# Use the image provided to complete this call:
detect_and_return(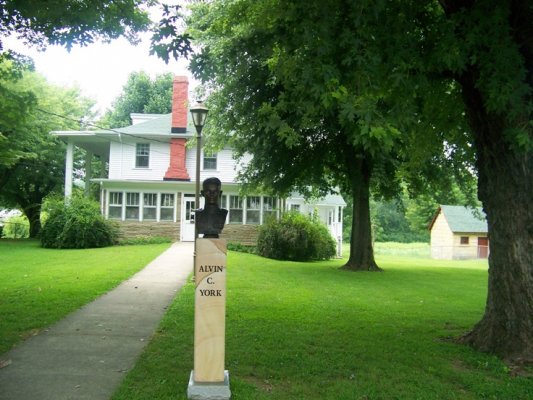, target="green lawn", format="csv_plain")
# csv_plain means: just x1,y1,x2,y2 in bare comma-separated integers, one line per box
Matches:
374,241,430,258
112,251,532,399
0,239,170,354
